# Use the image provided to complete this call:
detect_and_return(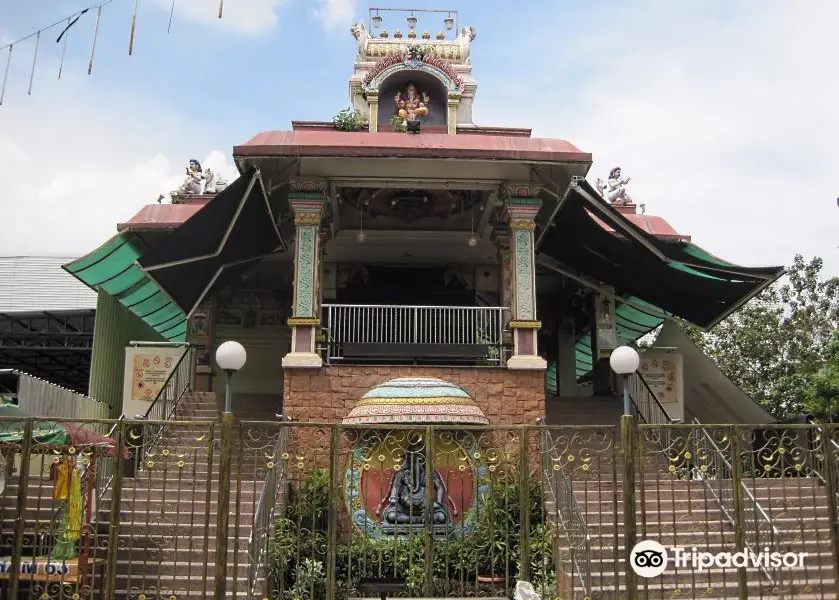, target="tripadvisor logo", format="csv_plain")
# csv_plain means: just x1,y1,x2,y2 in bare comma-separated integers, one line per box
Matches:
630,540,807,578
